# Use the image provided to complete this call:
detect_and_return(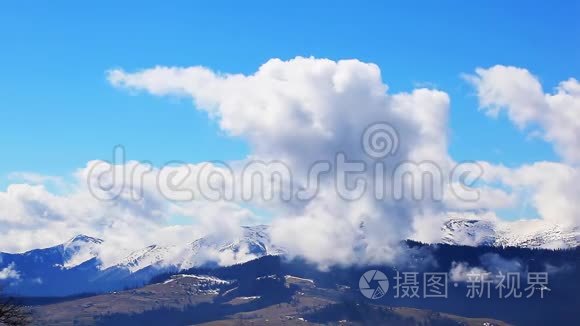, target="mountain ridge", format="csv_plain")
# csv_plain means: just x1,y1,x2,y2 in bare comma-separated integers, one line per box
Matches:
1,219,577,296
440,217,579,249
